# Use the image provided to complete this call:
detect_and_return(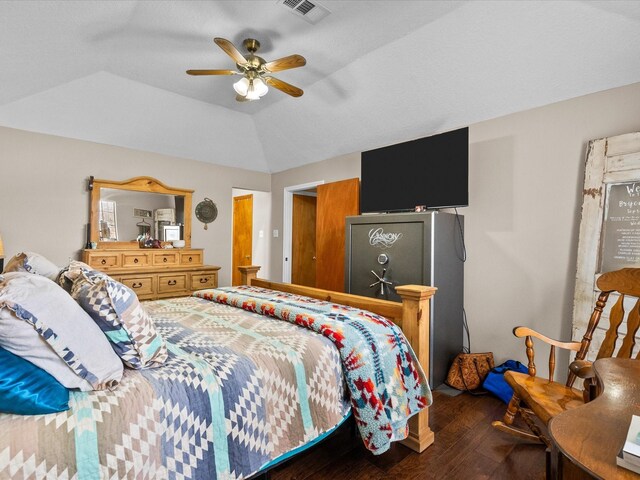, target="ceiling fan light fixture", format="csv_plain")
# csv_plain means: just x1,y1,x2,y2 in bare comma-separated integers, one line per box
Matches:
243,77,269,101
234,76,268,100
233,77,250,96
253,77,269,97
189,37,304,101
